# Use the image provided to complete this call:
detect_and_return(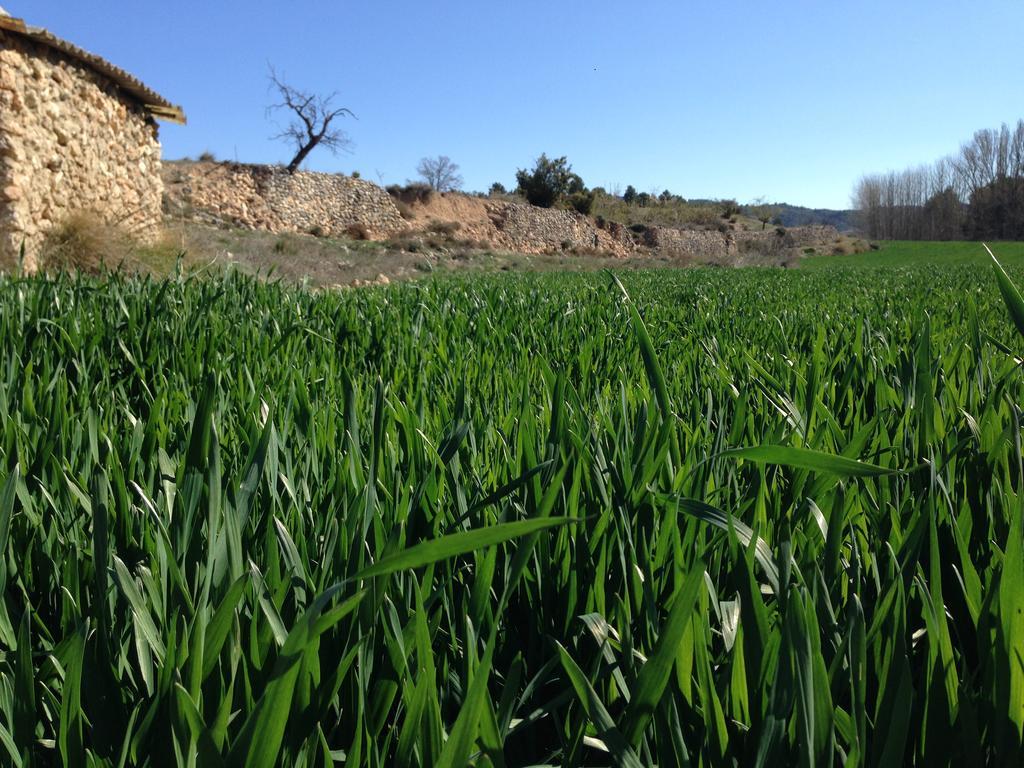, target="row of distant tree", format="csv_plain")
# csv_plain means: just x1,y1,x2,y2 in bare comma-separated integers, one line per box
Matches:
853,120,1024,241
487,163,692,213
